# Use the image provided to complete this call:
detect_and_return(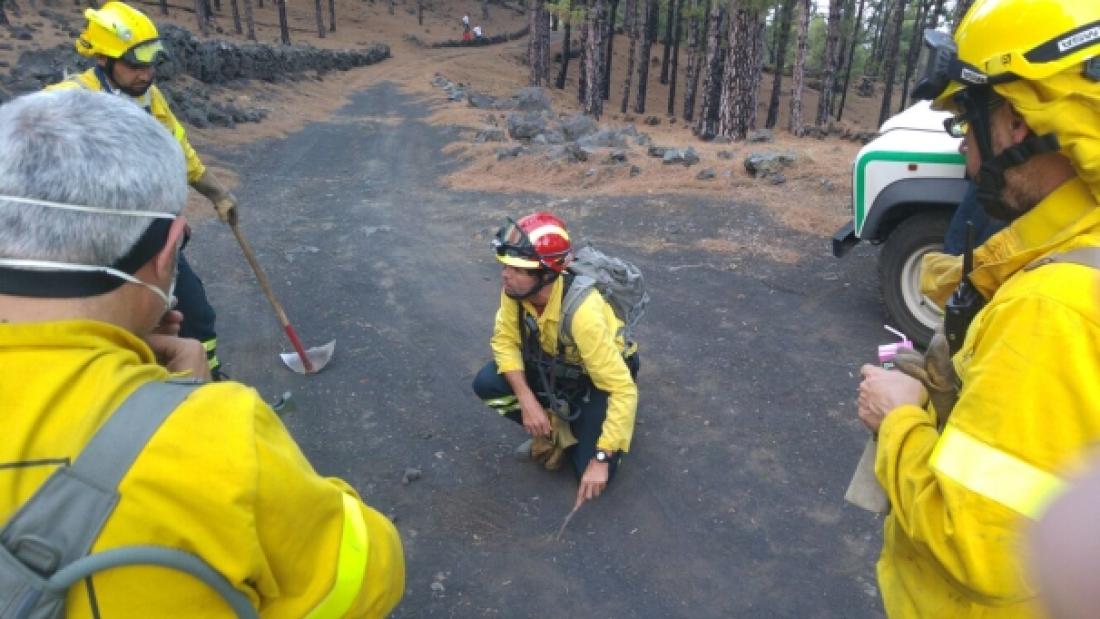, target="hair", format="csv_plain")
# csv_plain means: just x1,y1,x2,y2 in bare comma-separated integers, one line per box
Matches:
0,88,187,265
